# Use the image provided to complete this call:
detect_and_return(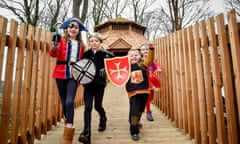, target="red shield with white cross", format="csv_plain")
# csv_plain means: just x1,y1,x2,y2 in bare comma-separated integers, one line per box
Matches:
104,56,130,87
